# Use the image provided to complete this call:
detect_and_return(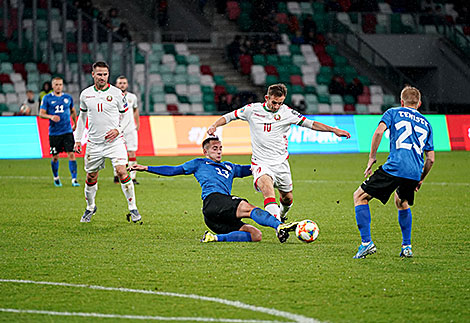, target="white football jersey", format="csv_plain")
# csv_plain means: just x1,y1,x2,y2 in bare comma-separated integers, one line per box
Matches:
231,102,312,164
79,83,128,144
122,91,138,133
